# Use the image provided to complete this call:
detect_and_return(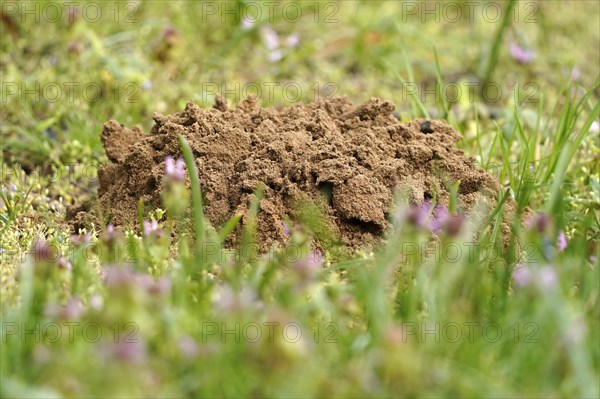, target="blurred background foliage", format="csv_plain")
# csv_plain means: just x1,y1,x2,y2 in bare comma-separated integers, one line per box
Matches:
0,1,599,398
